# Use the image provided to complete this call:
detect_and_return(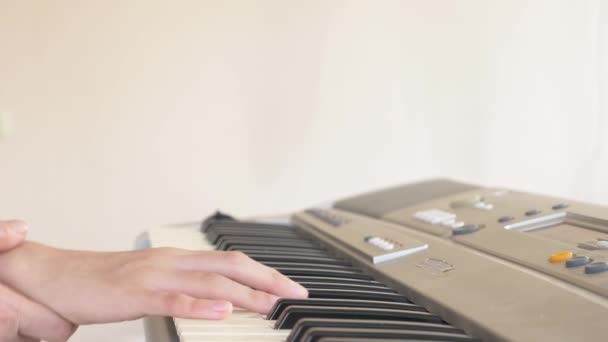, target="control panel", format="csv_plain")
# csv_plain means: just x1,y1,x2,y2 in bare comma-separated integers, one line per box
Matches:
369,186,608,298
301,208,428,264
294,205,608,341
